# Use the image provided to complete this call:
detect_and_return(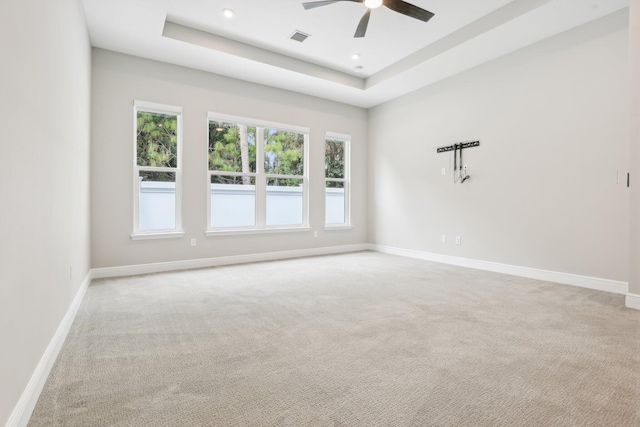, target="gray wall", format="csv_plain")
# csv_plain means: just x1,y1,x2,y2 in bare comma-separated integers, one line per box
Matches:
91,49,368,269
630,1,640,296
0,0,92,424
368,11,630,282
